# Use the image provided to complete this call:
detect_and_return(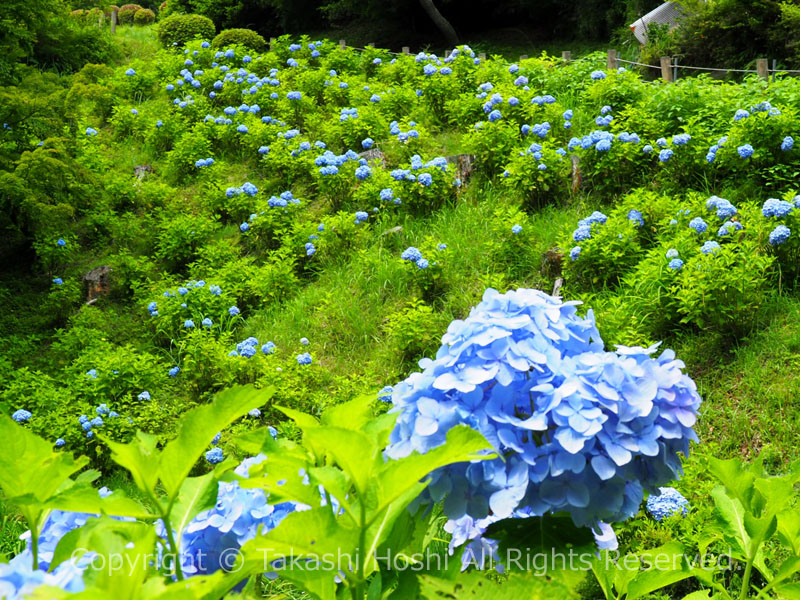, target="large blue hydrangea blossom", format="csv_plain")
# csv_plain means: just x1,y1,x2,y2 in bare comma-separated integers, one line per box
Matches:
386,289,701,550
